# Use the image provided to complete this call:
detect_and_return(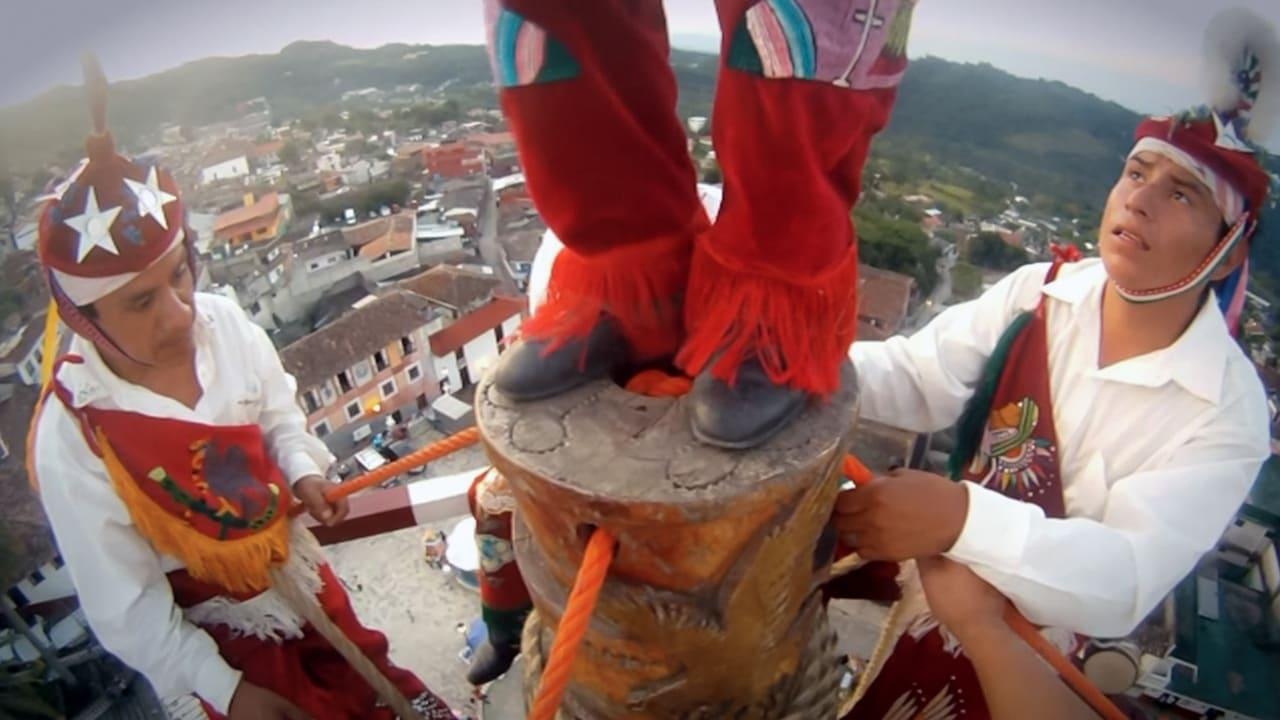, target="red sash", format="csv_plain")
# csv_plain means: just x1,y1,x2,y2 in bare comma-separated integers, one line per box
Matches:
849,259,1077,719
49,355,291,594
45,356,451,719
